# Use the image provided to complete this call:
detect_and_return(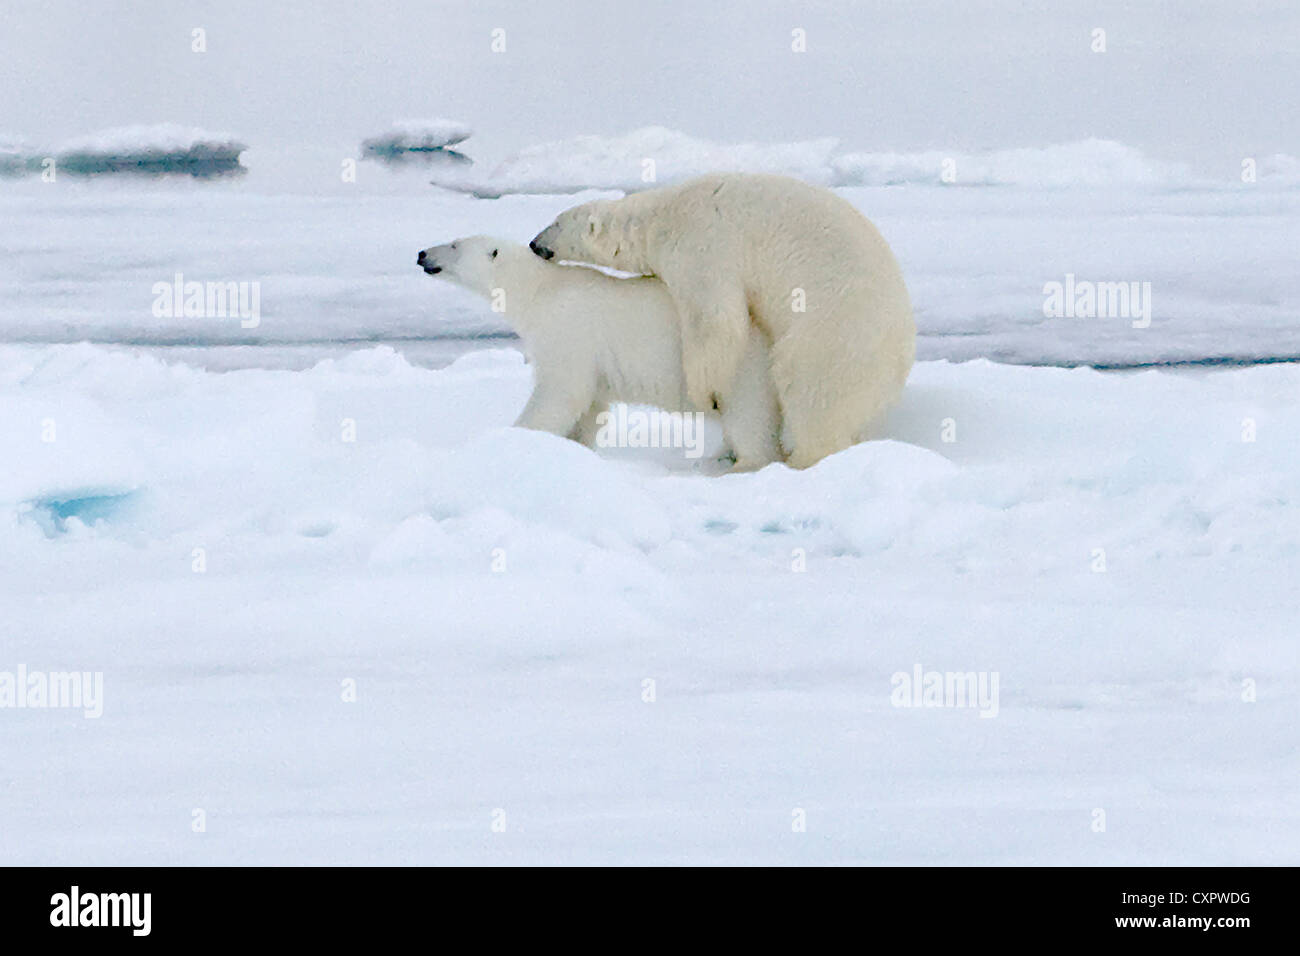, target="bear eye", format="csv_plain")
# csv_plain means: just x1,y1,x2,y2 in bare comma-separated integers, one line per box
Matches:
491,248,498,259
588,221,596,235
